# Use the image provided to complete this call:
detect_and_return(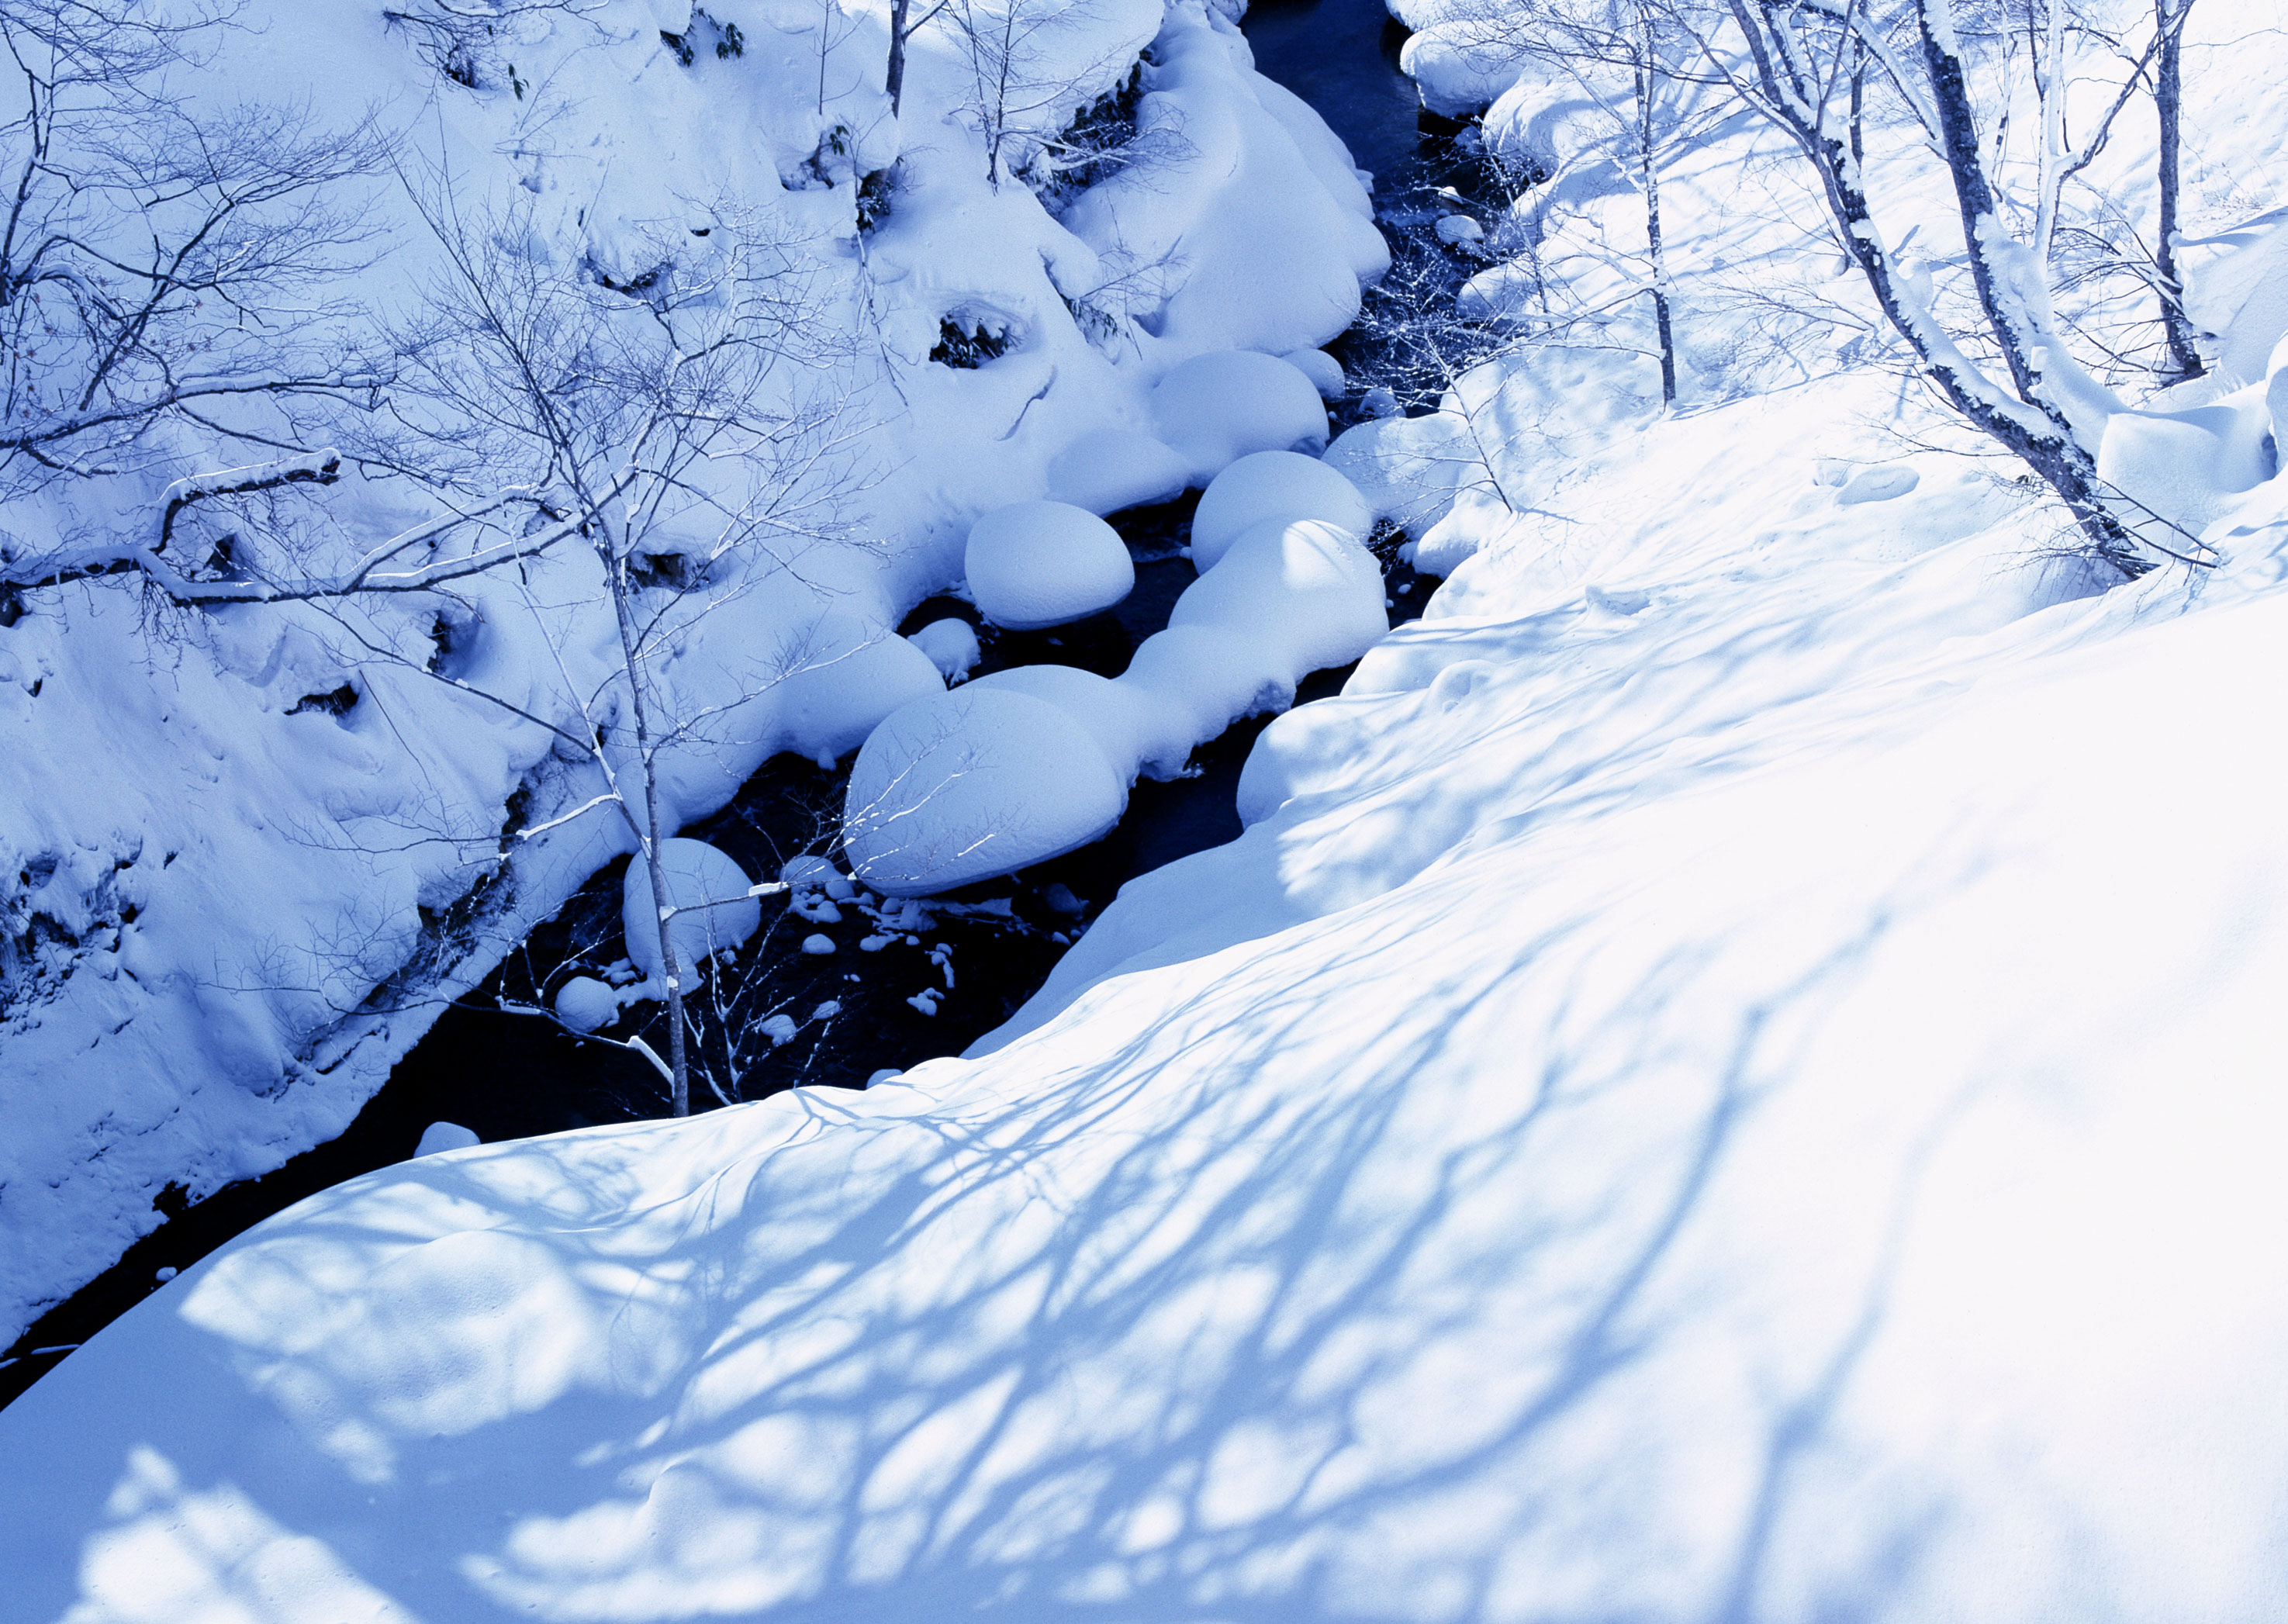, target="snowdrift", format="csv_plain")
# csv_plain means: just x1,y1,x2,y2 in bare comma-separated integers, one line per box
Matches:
11,342,2288,1618
0,0,1385,1343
